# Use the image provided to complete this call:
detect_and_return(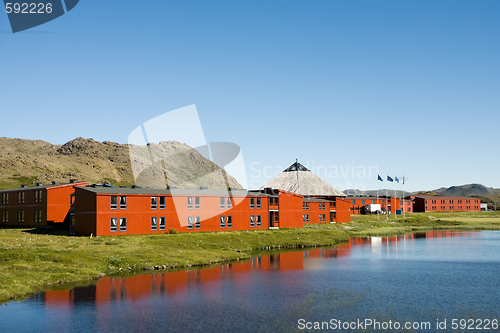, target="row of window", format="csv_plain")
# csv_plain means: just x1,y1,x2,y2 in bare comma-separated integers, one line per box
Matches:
0,191,44,205
220,197,233,209
303,202,328,210
110,217,127,232
427,206,478,211
427,199,478,205
302,214,328,222
249,198,261,209
110,215,263,231
1,210,43,223
110,195,262,211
